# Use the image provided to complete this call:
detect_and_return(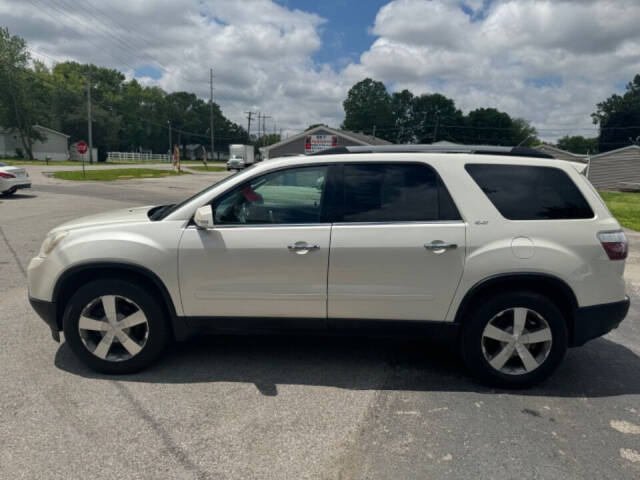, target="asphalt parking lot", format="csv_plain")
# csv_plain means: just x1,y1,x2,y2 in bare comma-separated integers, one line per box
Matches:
1,165,639,479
